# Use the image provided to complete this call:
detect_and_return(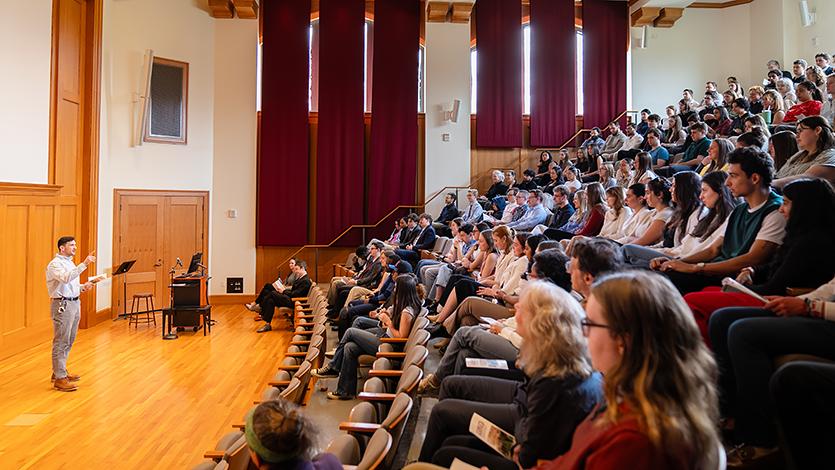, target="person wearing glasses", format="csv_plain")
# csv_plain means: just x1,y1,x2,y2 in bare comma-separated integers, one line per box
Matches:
773,115,835,189
537,271,721,470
